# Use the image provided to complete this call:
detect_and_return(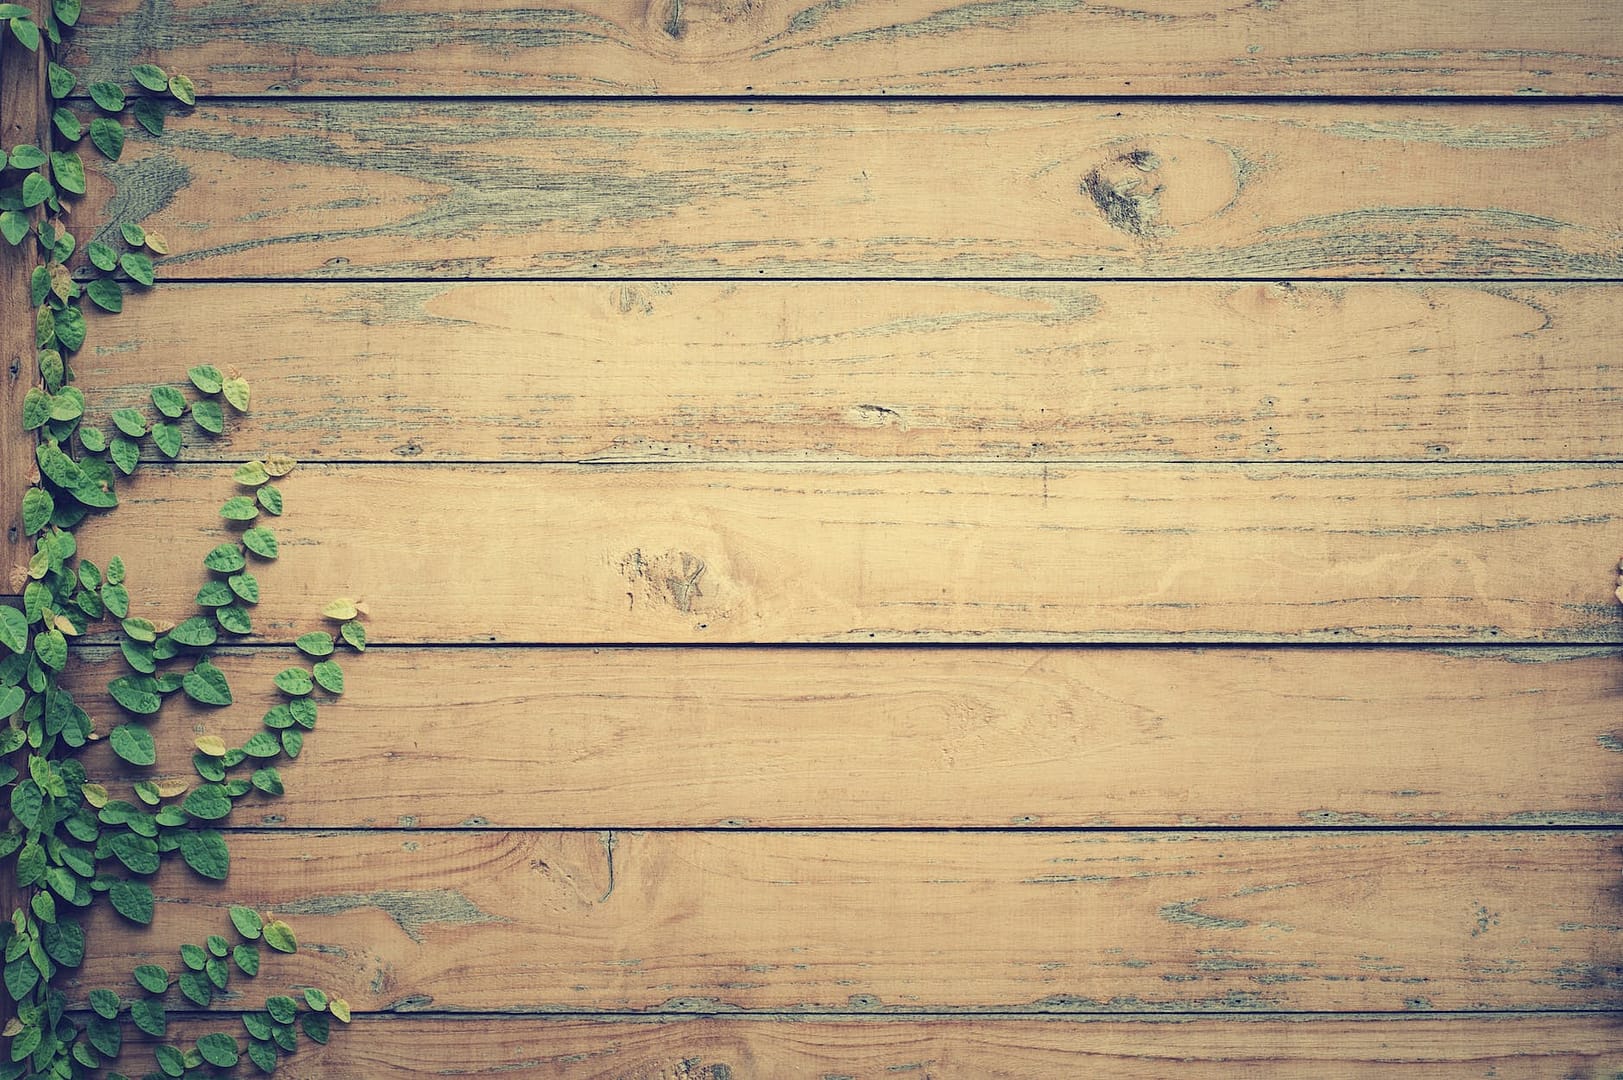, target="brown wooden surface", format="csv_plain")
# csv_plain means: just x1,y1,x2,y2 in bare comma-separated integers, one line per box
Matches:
70,829,1623,1013
62,0,1623,98
70,462,1623,644
69,645,1623,828
125,1014,1623,1079
82,102,1623,280
71,282,1623,463
0,28,46,592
